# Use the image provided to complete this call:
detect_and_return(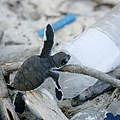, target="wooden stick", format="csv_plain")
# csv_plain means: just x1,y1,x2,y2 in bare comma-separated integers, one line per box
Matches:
58,64,120,89
1,62,22,76
0,66,19,120
24,89,68,120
